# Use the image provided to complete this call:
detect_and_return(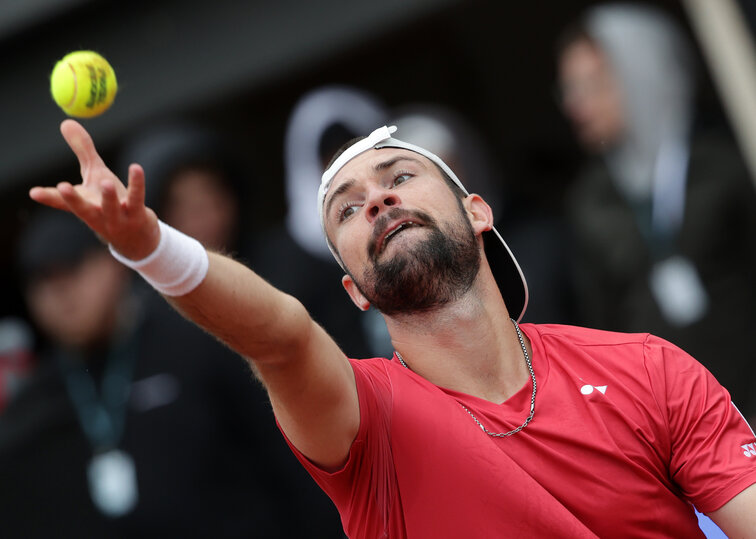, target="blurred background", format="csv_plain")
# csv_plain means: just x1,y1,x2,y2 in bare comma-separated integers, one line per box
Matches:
0,0,753,320
0,0,755,536
0,0,753,317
